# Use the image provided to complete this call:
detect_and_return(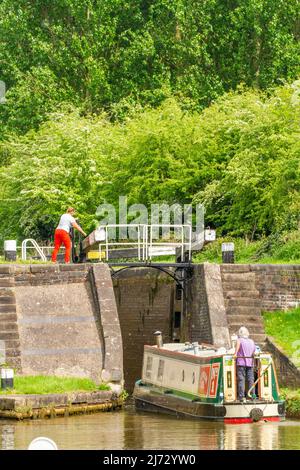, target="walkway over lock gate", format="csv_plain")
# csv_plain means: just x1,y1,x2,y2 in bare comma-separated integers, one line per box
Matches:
81,224,215,262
